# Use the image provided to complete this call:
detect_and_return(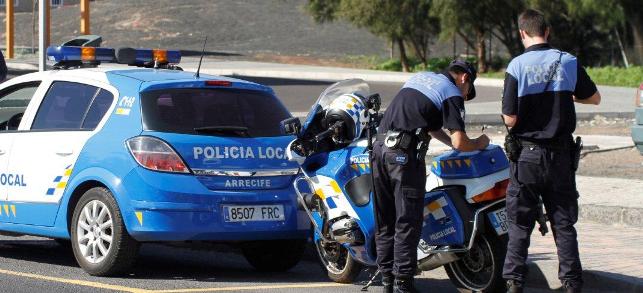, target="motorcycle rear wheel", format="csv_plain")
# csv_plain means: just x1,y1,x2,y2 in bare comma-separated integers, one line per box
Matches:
444,233,507,292
314,239,363,283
